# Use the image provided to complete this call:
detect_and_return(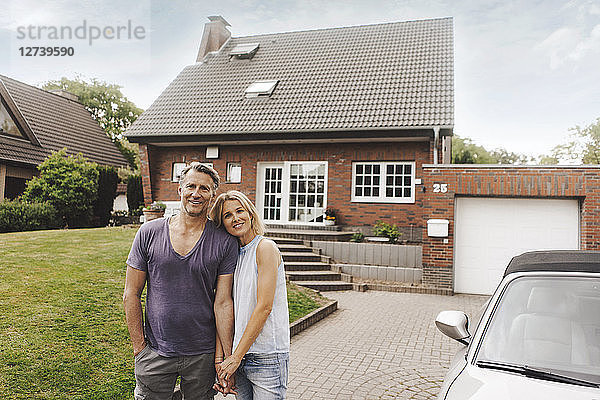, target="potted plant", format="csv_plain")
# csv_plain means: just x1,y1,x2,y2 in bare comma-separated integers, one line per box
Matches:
324,207,337,226
142,201,166,222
